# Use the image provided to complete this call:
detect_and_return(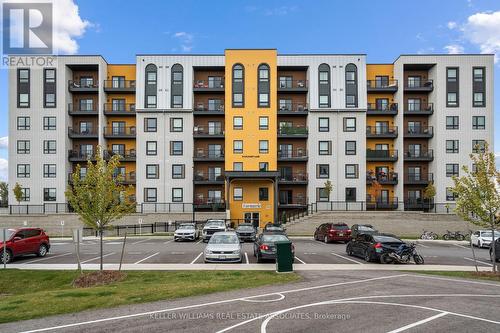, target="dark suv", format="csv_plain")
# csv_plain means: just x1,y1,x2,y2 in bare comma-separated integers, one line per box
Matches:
491,238,500,262
314,223,351,243
0,228,50,263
